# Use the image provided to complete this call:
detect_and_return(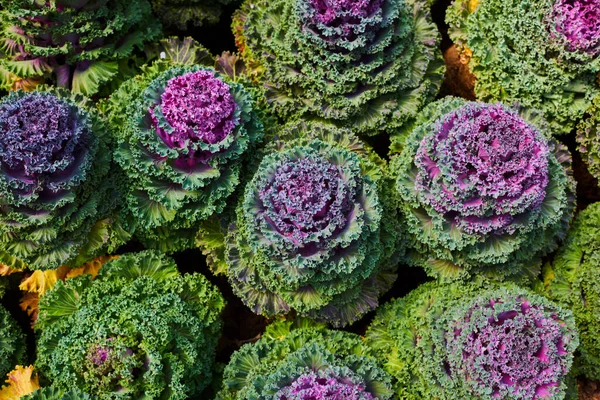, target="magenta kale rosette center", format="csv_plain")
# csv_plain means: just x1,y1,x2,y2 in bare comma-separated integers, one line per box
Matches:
310,0,383,27
277,371,377,400
550,0,600,55
415,103,549,235
0,93,87,190
150,70,238,149
260,157,353,248
447,296,571,399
